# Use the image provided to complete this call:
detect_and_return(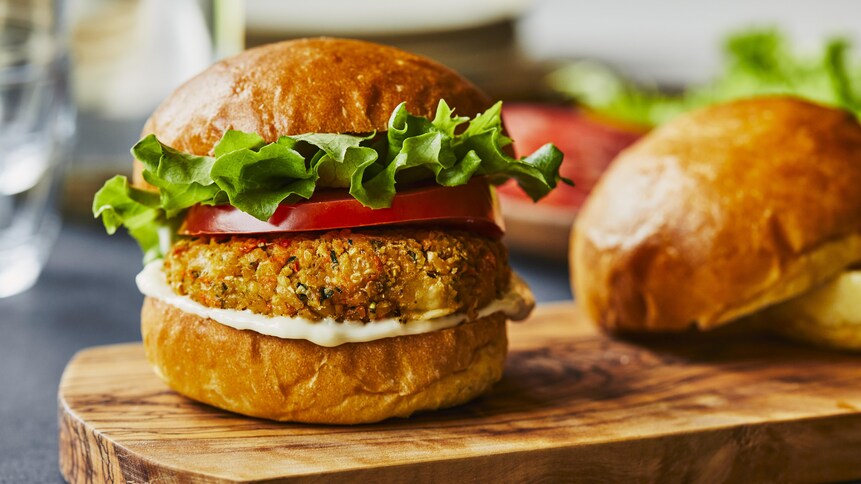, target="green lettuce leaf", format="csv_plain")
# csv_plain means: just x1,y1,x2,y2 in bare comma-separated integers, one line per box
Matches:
210,137,317,220
292,132,379,189
92,175,164,264
133,135,220,217
94,100,569,262
549,28,861,127
213,130,267,156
